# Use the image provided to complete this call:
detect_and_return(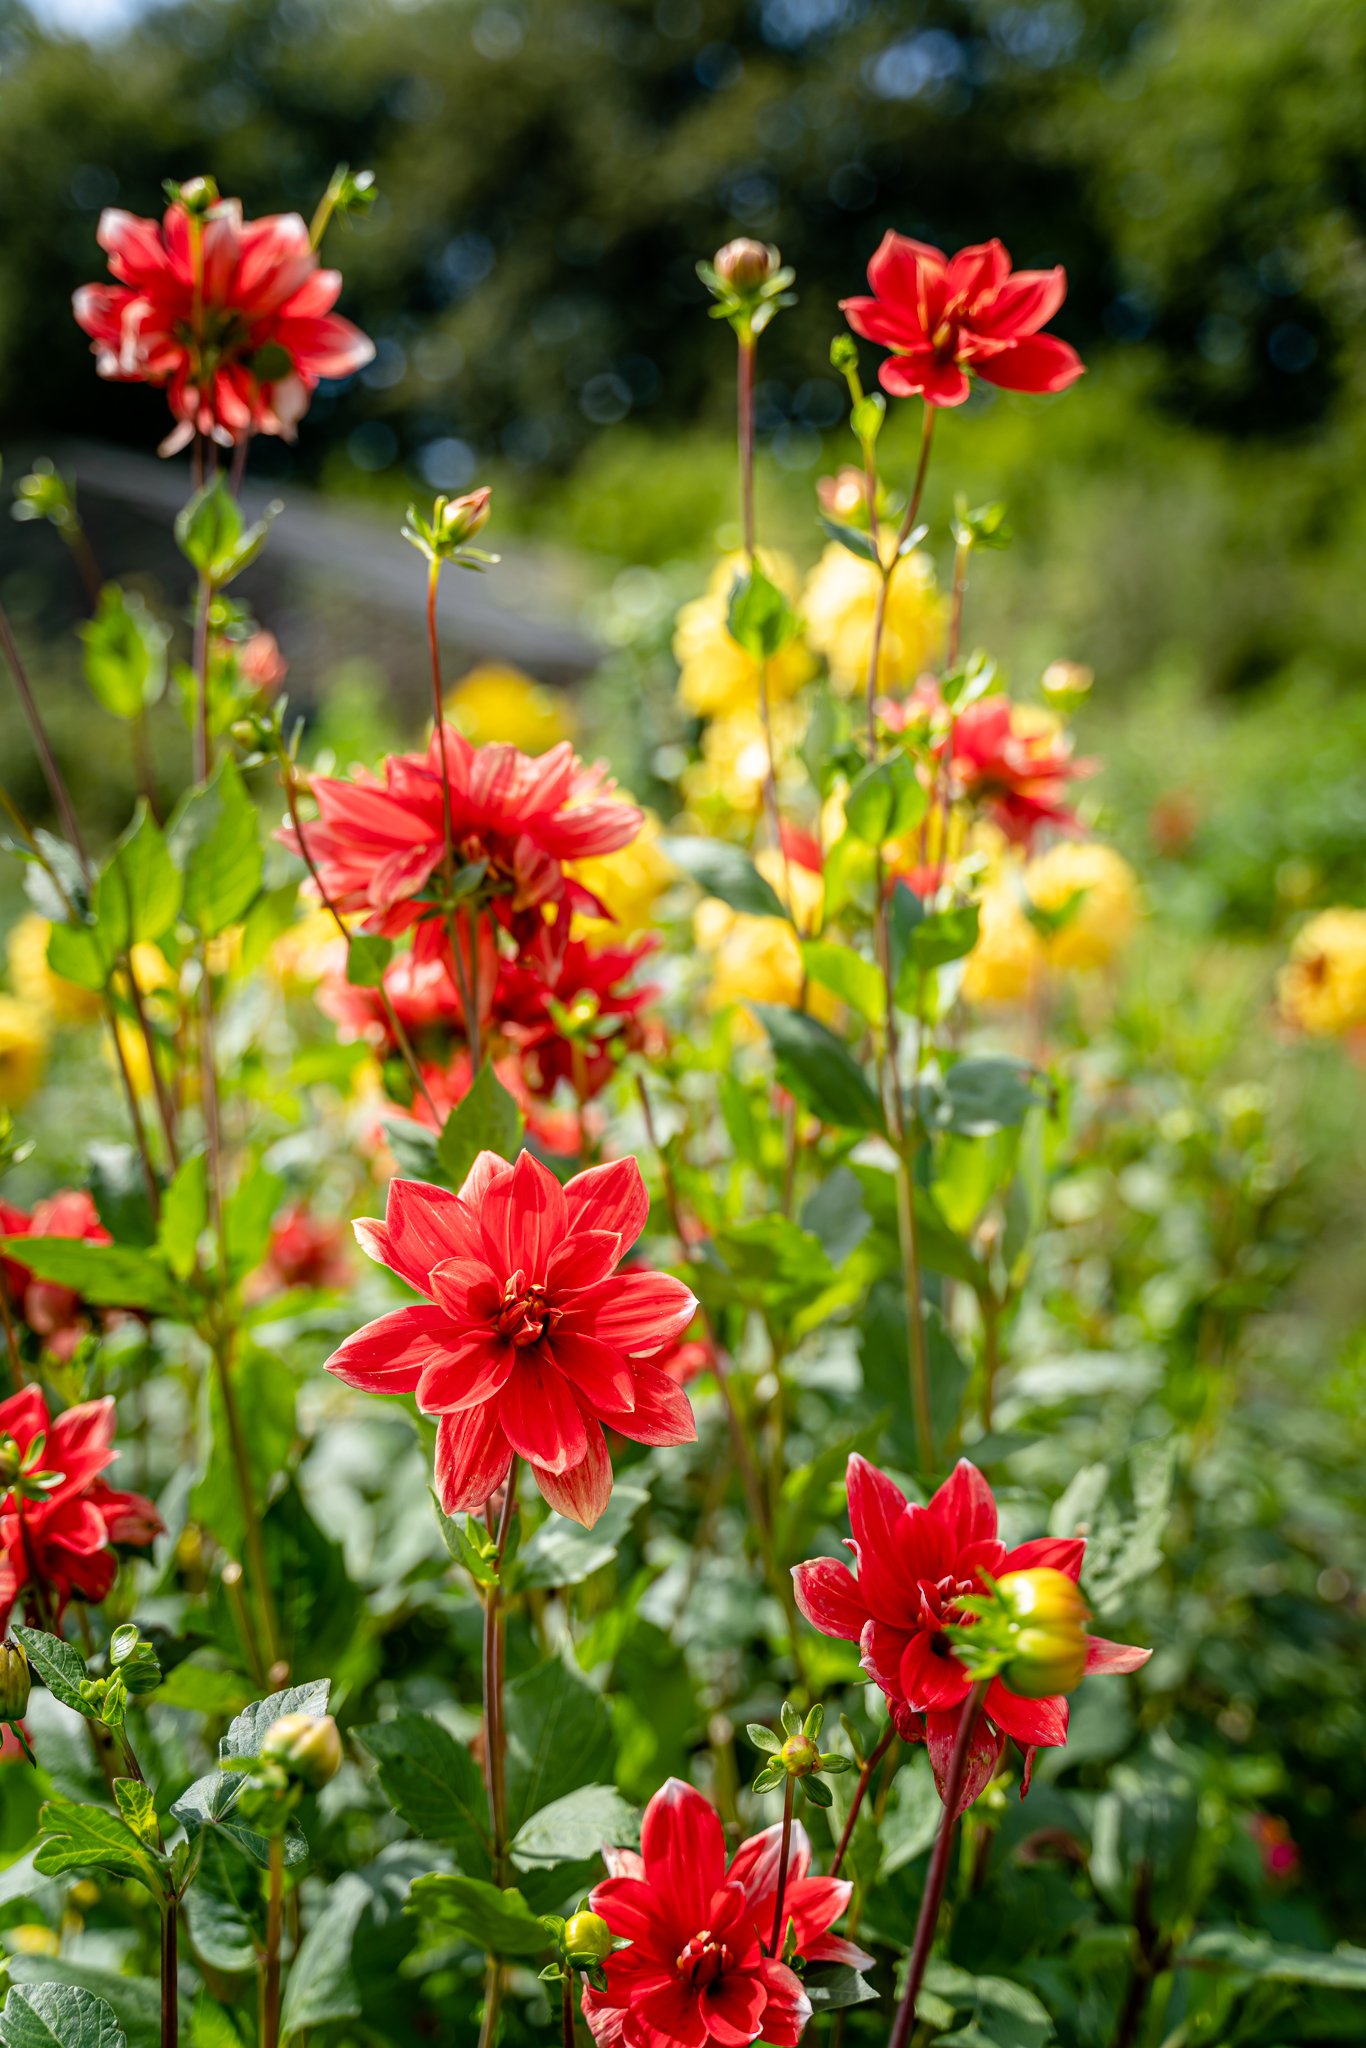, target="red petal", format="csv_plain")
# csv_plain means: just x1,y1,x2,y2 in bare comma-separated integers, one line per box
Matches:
754,1960,812,2048
564,1270,699,1355
416,1334,516,1413
792,1557,869,1643
944,238,1010,311
564,1156,650,1247
498,1357,588,1473
482,1150,567,1277
974,332,1084,394
985,1680,1069,1749
866,229,945,316
925,1708,1005,1818
586,1874,670,1954
533,1424,613,1527
637,1980,708,2047
882,352,971,406
545,1229,623,1293
325,1304,456,1394
727,1818,811,1921
607,1362,696,1446
546,1330,636,1416
1085,1636,1152,1675
1000,1535,1085,1580
899,1630,973,1714
701,1969,766,2045
927,1459,998,1549
434,1404,511,1515
974,265,1067,339
640,1778,727,1928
